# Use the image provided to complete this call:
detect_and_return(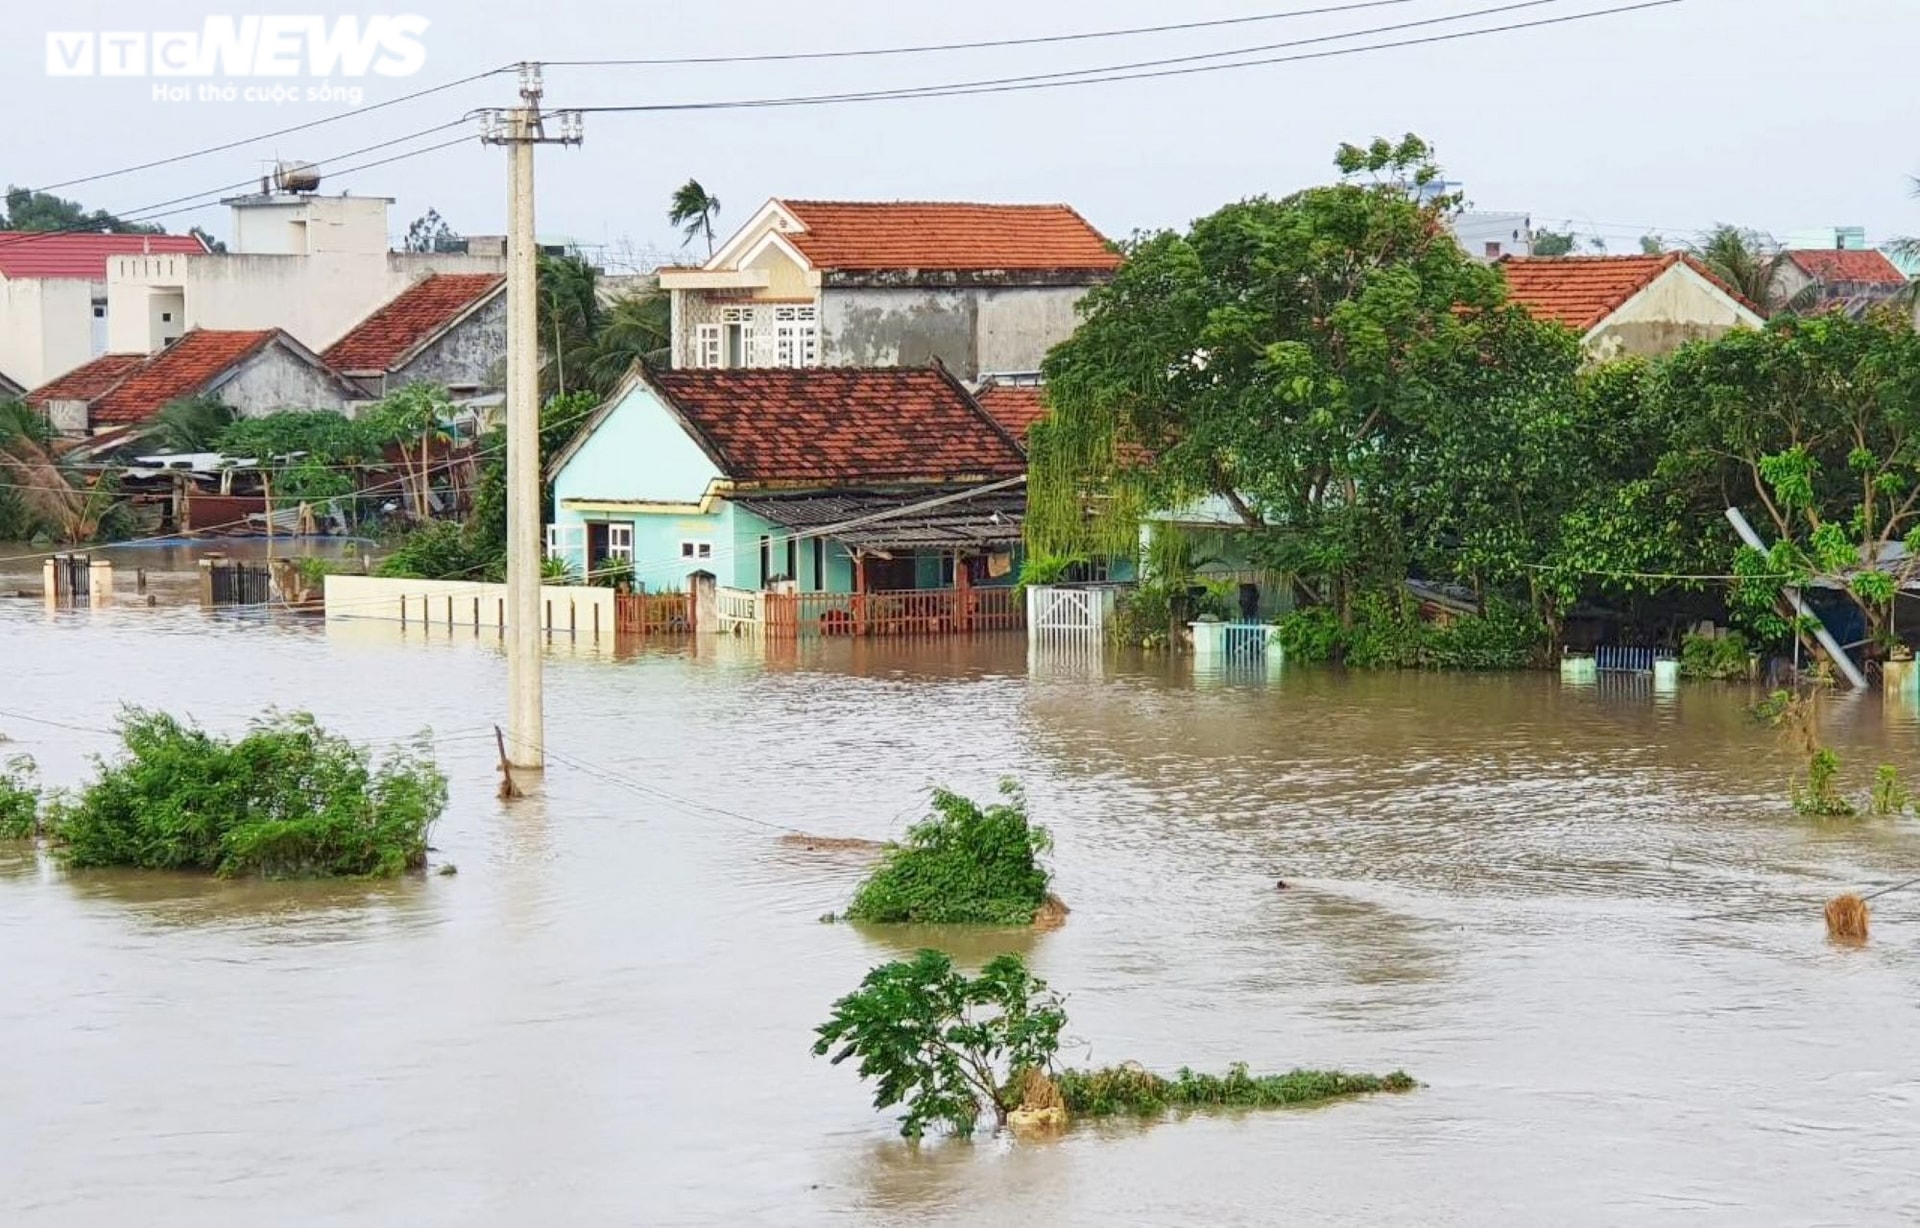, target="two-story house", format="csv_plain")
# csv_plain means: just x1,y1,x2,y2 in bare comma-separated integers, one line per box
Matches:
654,199,1120,382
